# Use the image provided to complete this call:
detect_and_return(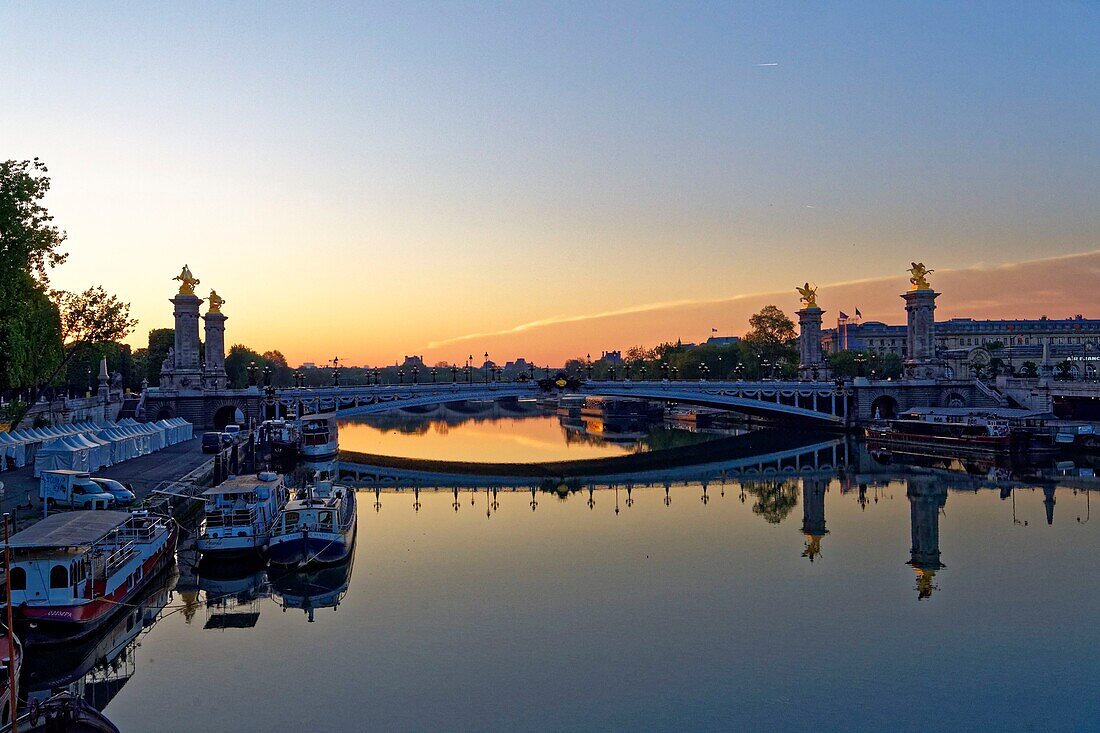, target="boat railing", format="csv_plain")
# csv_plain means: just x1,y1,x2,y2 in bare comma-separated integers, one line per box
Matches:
204,505,262,528
104,540,138,577
116,519,163,543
